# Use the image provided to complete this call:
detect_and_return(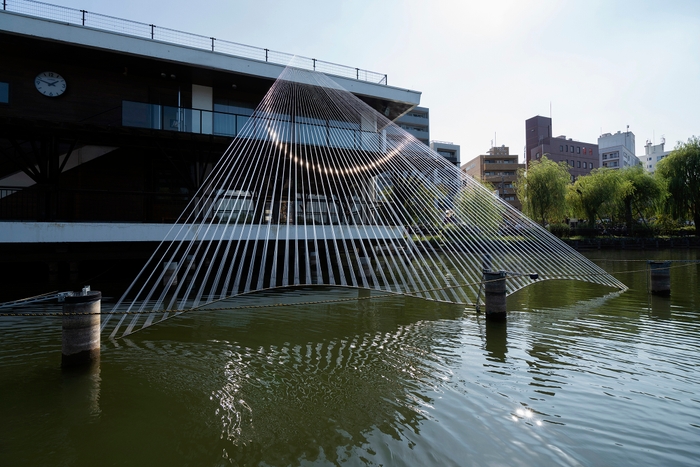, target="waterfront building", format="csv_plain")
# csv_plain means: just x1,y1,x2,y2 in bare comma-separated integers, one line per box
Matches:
430,140,460,167
640,139,671,174
461,146,524,210
0,1,421,275
395,106,430,146
525,115,598,181
599,129,640,169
